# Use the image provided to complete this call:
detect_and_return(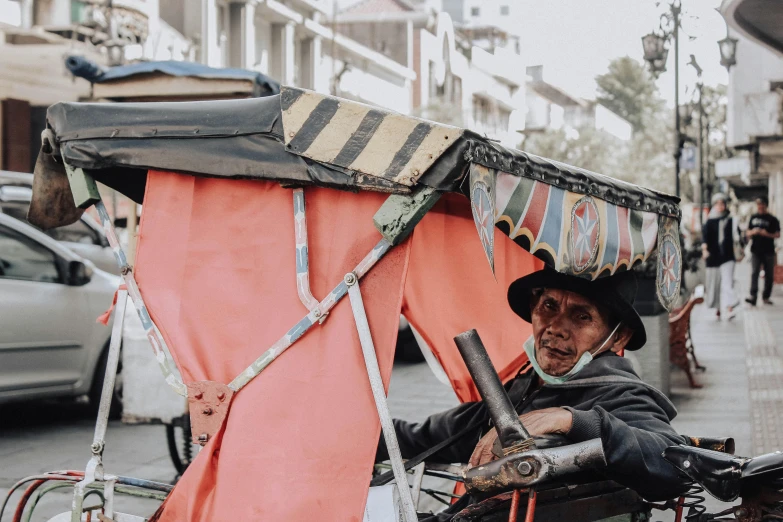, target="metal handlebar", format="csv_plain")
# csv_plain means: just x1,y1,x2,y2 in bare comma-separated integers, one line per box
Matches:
454,329,534,453
464,438,607,494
